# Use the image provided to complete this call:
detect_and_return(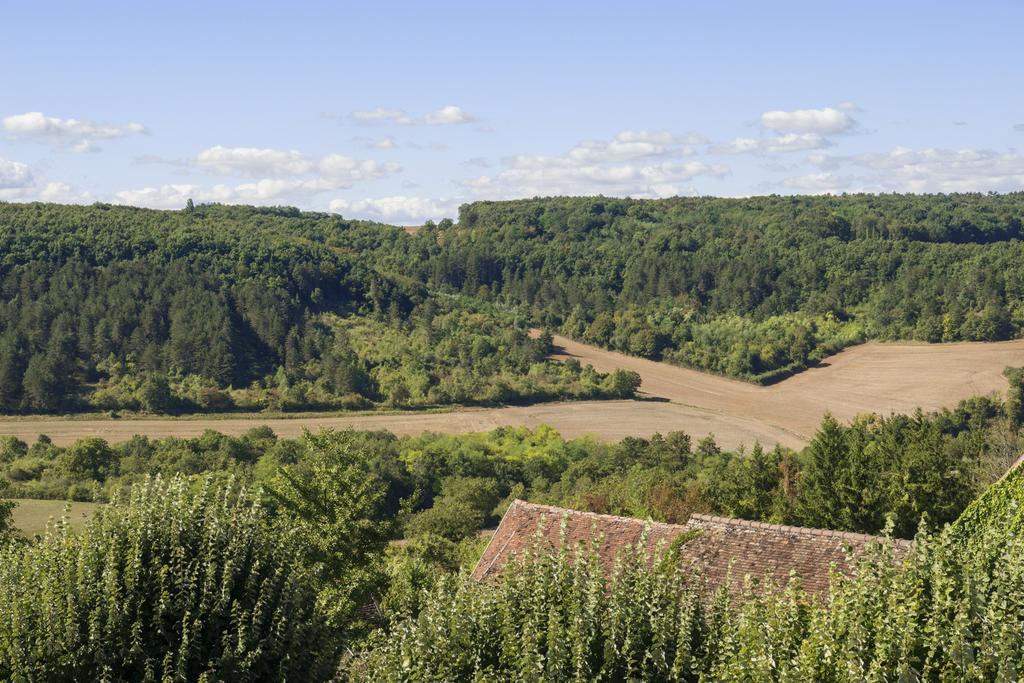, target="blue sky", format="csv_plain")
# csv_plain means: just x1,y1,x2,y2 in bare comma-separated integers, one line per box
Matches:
2,1,1022,223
